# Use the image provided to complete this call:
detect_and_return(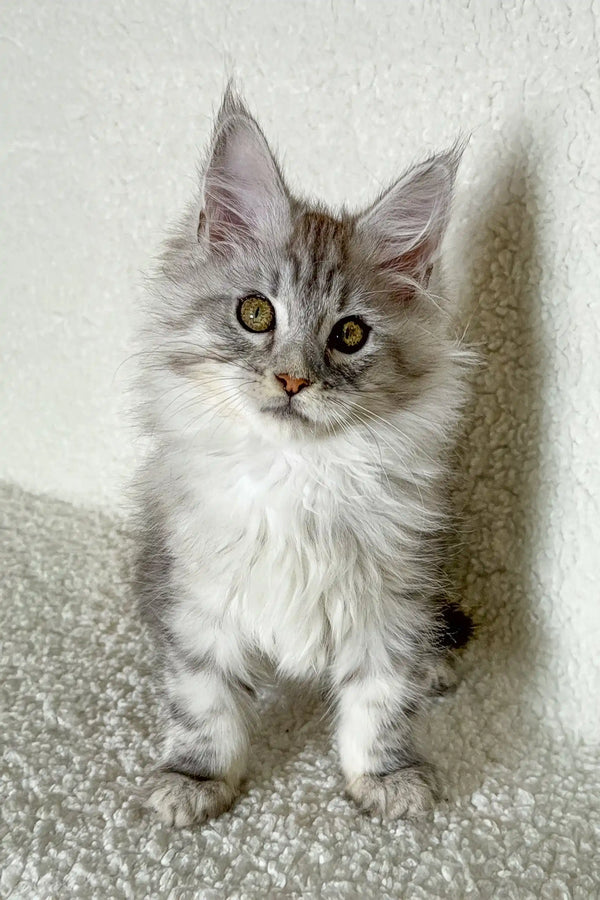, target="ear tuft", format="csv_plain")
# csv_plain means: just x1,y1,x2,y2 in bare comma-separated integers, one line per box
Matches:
215,79,252,127
358,140,466,282
200,89,290,254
